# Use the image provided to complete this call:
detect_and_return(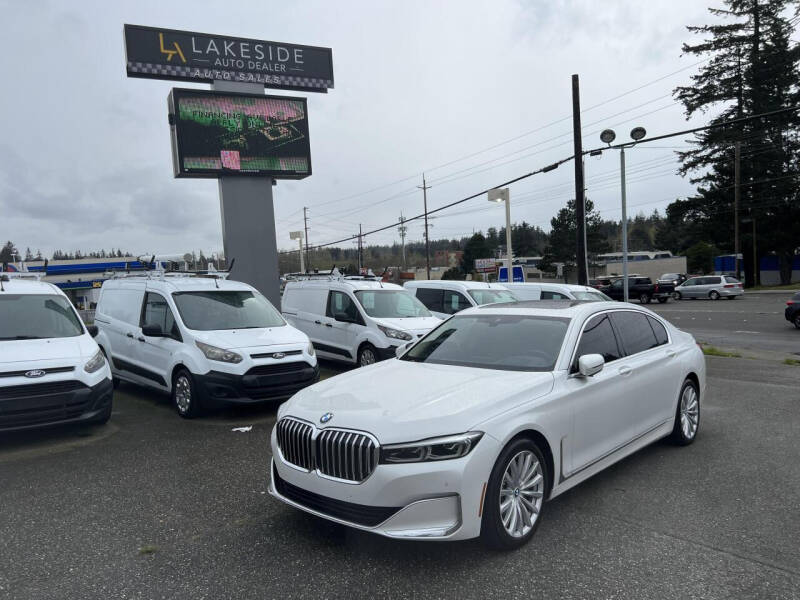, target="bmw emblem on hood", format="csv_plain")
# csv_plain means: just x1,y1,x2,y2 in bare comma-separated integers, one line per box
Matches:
320,412,333,424
24,370,46,378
